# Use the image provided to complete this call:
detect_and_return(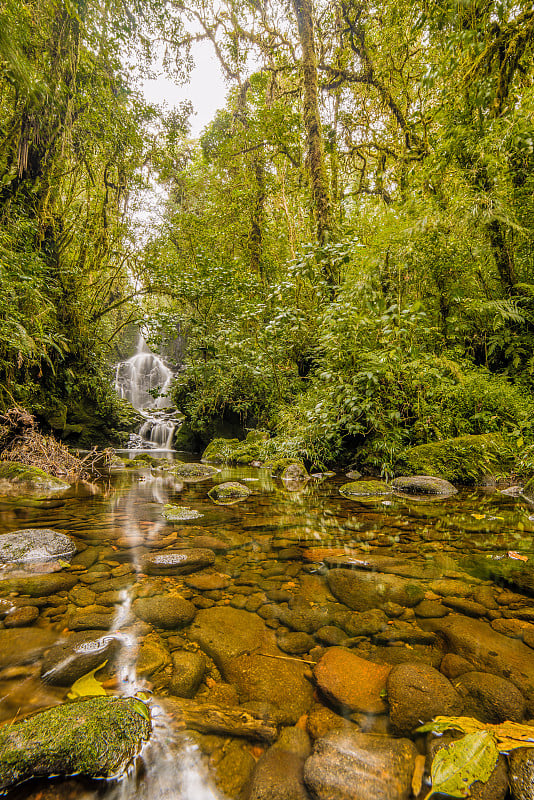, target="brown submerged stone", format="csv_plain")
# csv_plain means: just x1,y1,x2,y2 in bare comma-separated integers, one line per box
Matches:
314,648,391,715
